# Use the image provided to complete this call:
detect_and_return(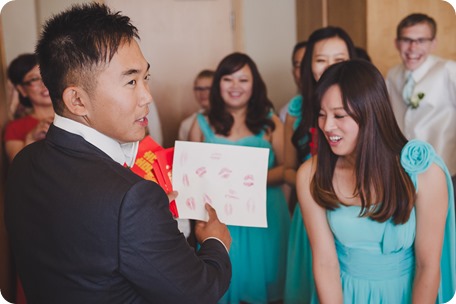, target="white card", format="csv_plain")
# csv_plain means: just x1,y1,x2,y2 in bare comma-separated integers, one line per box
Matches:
172,141,269,228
